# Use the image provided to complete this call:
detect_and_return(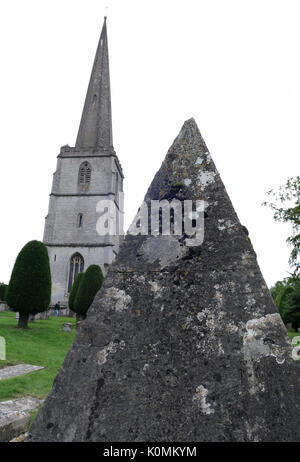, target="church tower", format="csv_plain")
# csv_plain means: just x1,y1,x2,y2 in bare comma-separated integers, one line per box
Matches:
43,17,123,306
